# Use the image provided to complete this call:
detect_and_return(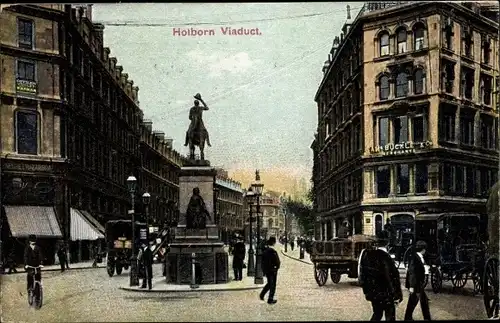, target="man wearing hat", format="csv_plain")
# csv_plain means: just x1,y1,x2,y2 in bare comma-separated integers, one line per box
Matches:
232,235,246,281
138,241,154,290
24,234,43,293
337,220,352,239
404,240,431,320
358,237,402,321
